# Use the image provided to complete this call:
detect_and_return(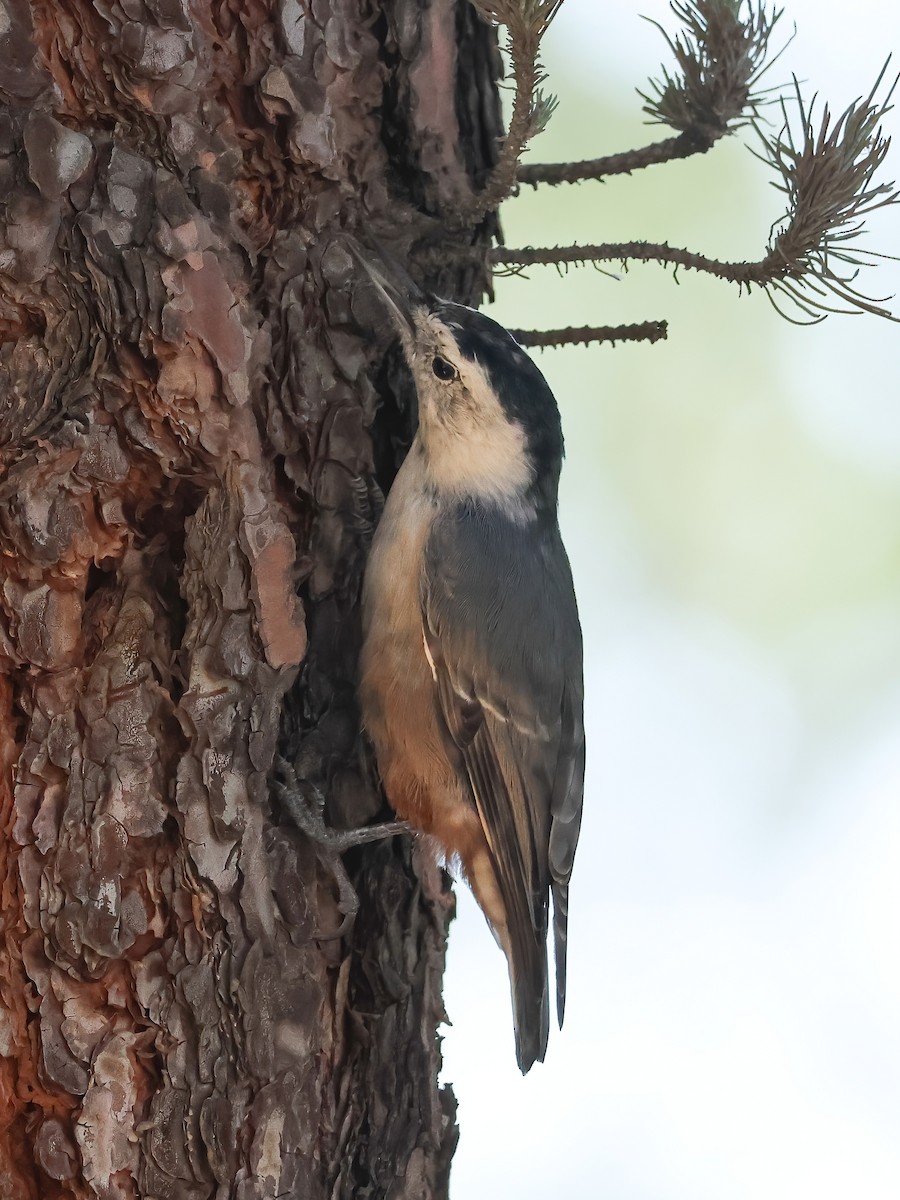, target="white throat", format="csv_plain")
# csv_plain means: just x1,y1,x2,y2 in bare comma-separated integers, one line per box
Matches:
417,355,534,513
